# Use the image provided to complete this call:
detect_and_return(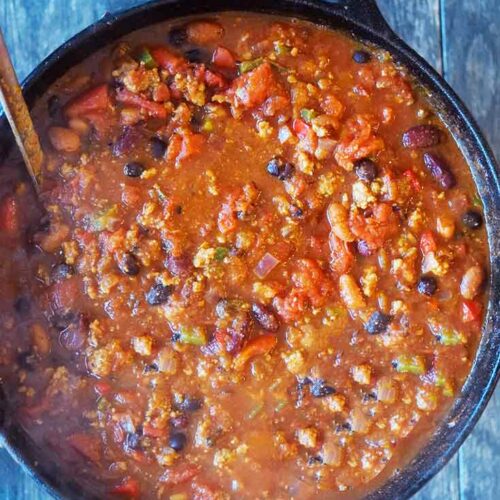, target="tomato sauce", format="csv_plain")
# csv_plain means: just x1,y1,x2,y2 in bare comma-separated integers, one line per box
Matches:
0,13,489,499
